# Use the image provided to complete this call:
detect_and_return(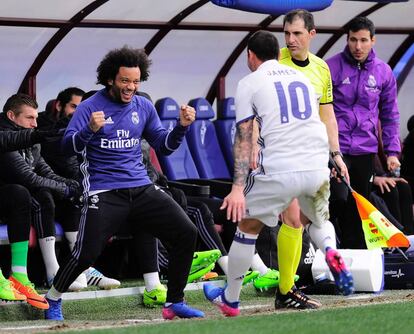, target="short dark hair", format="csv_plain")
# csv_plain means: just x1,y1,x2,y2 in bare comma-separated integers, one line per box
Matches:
96,46,151,89
56,87,85,109
283,9,315,32
3,93,38,115
248,30,279,62
82,90,98,102
347,16,375,38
